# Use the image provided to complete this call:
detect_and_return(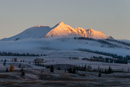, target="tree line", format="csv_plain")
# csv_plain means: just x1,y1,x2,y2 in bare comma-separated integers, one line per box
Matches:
79,49,130,59
0,51,40,56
